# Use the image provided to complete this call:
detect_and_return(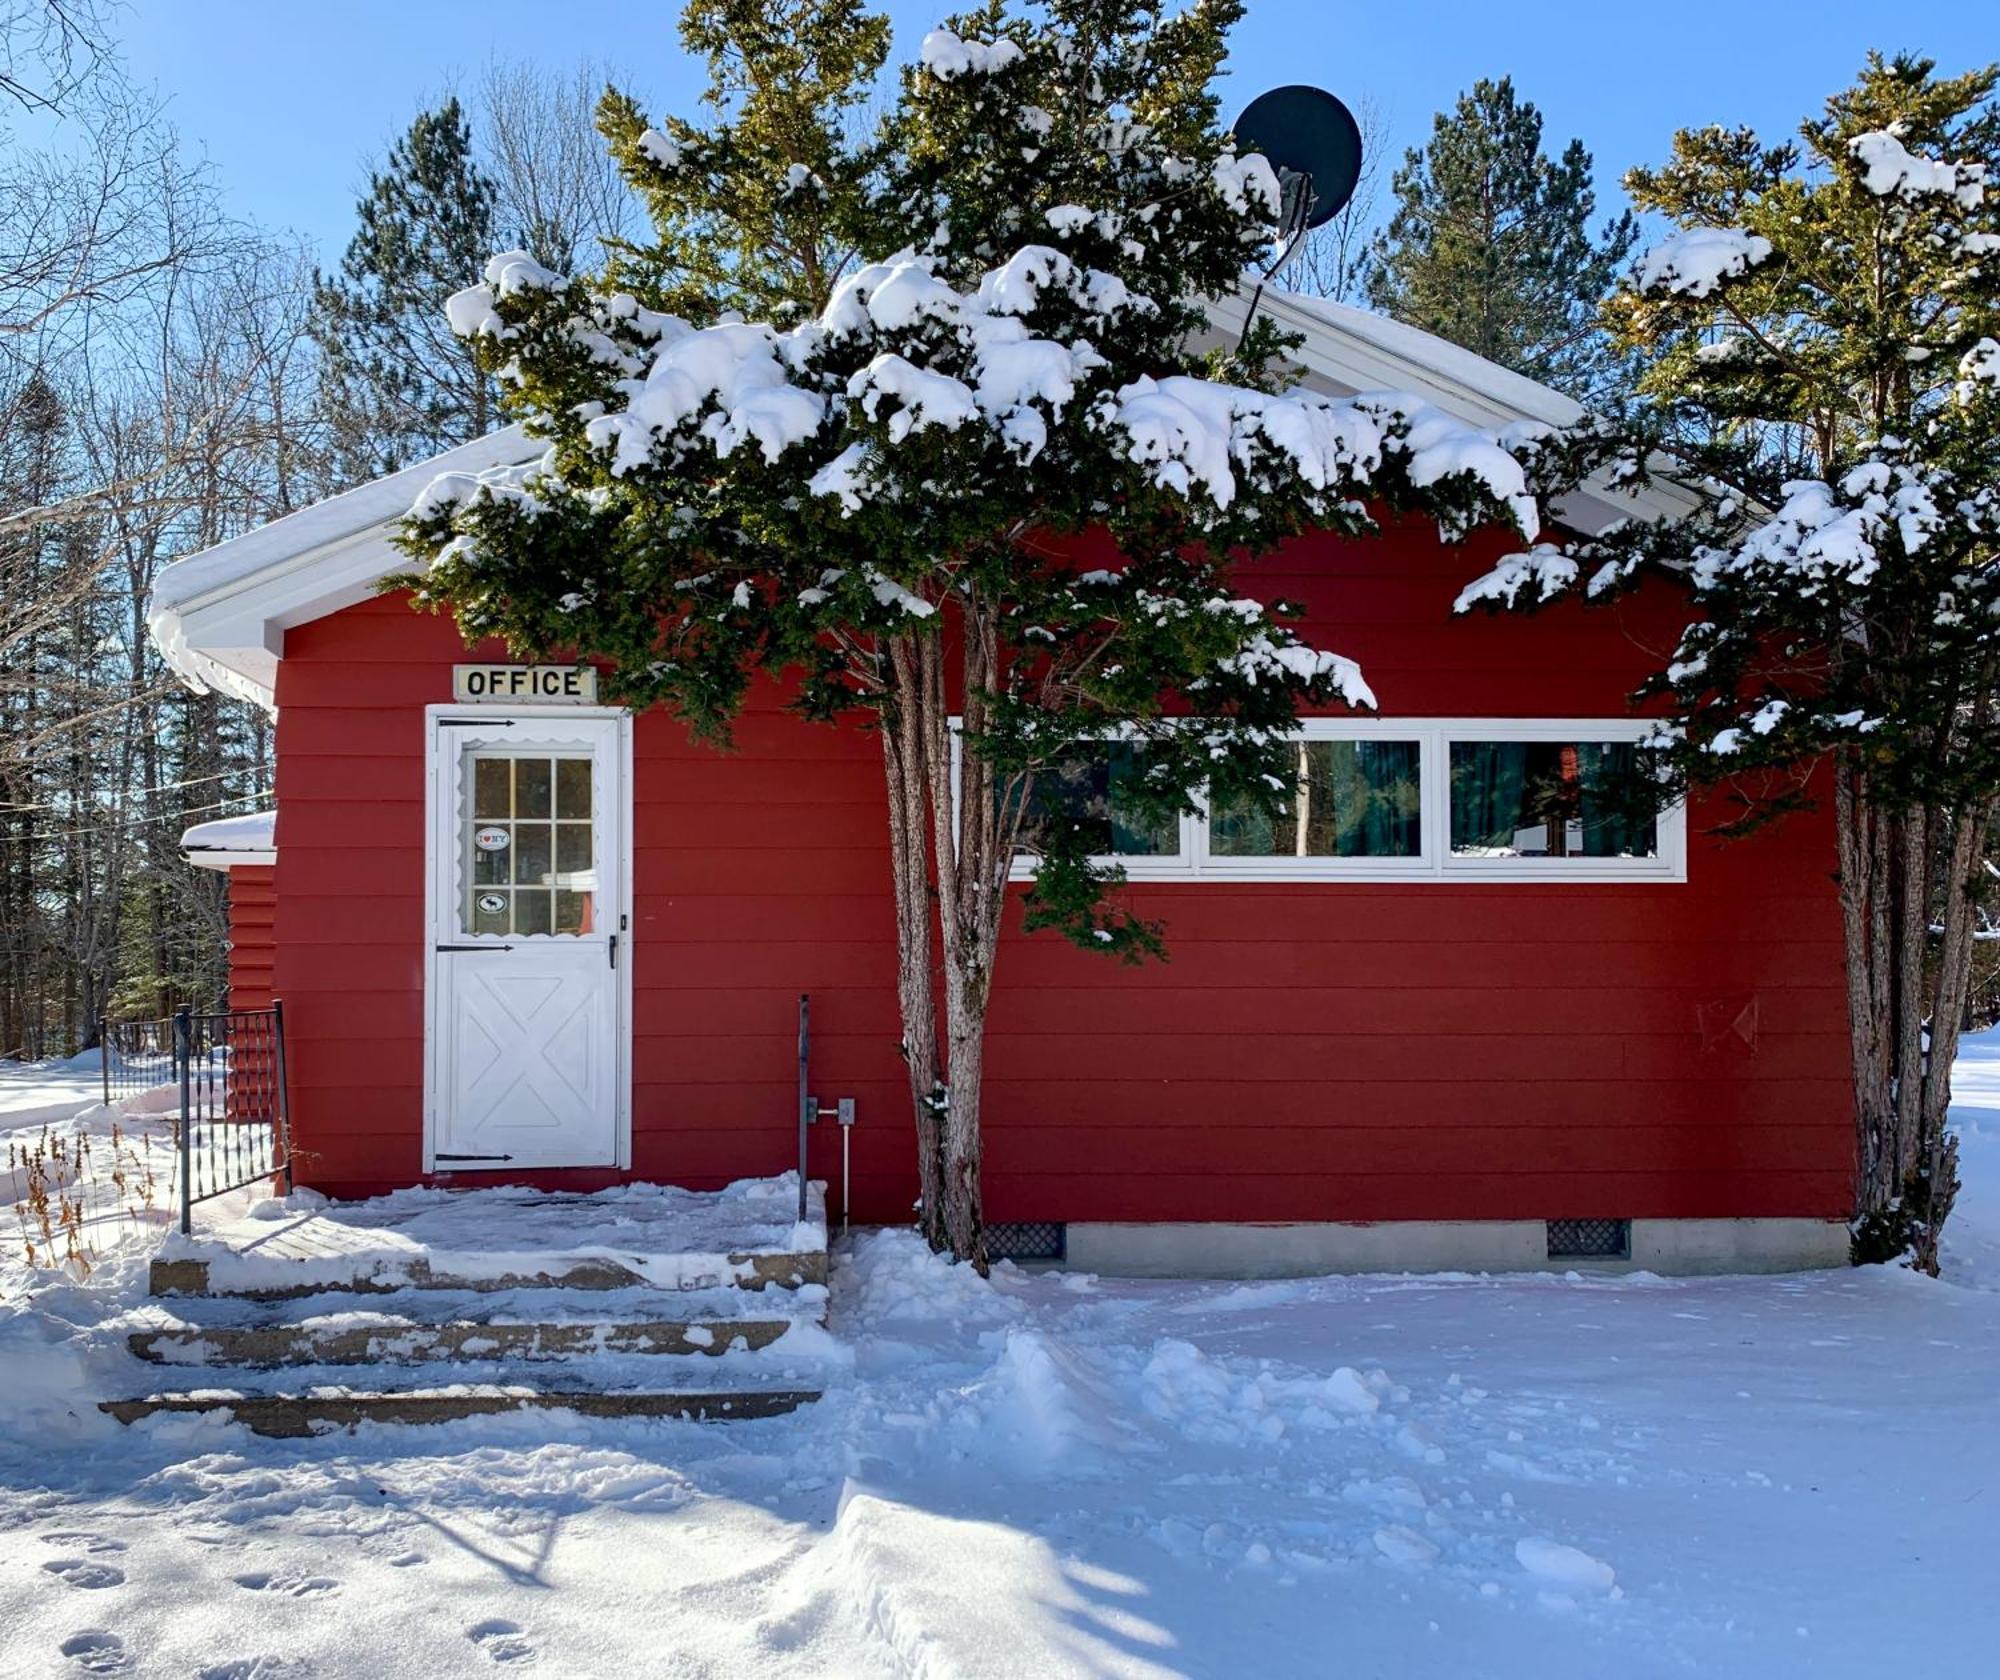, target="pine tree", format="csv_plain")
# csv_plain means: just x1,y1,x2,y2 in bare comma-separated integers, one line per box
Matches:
1368,77,1637,405
397,0,1543,1266
1459,54,2000,1273
311,99,499,482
